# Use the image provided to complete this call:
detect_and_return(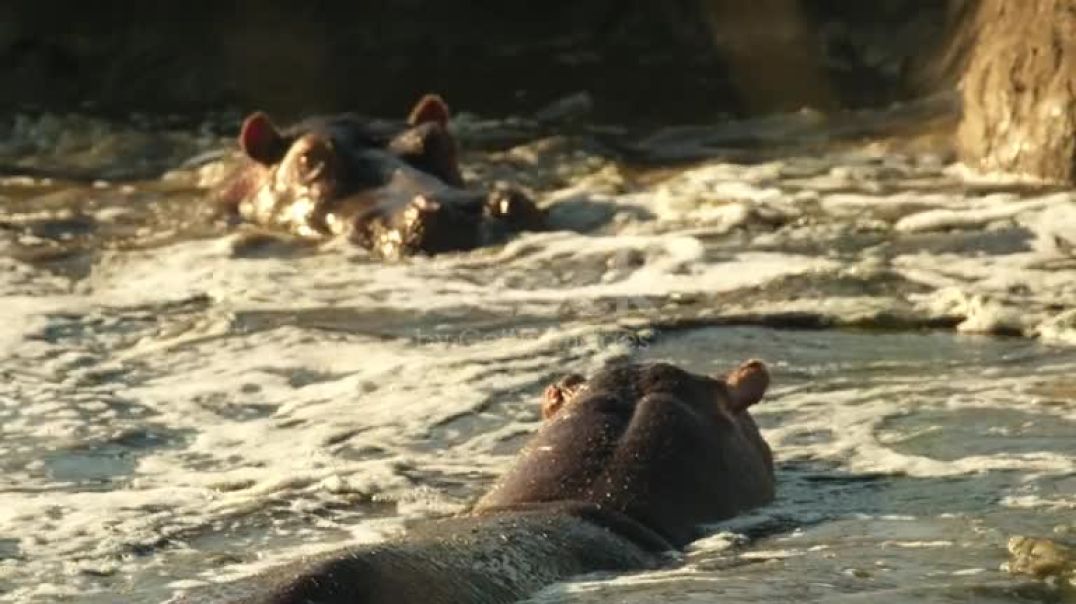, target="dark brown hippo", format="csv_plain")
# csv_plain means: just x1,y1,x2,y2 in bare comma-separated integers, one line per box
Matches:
215,95,544,259
475,358,775,548
205,359,774,604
